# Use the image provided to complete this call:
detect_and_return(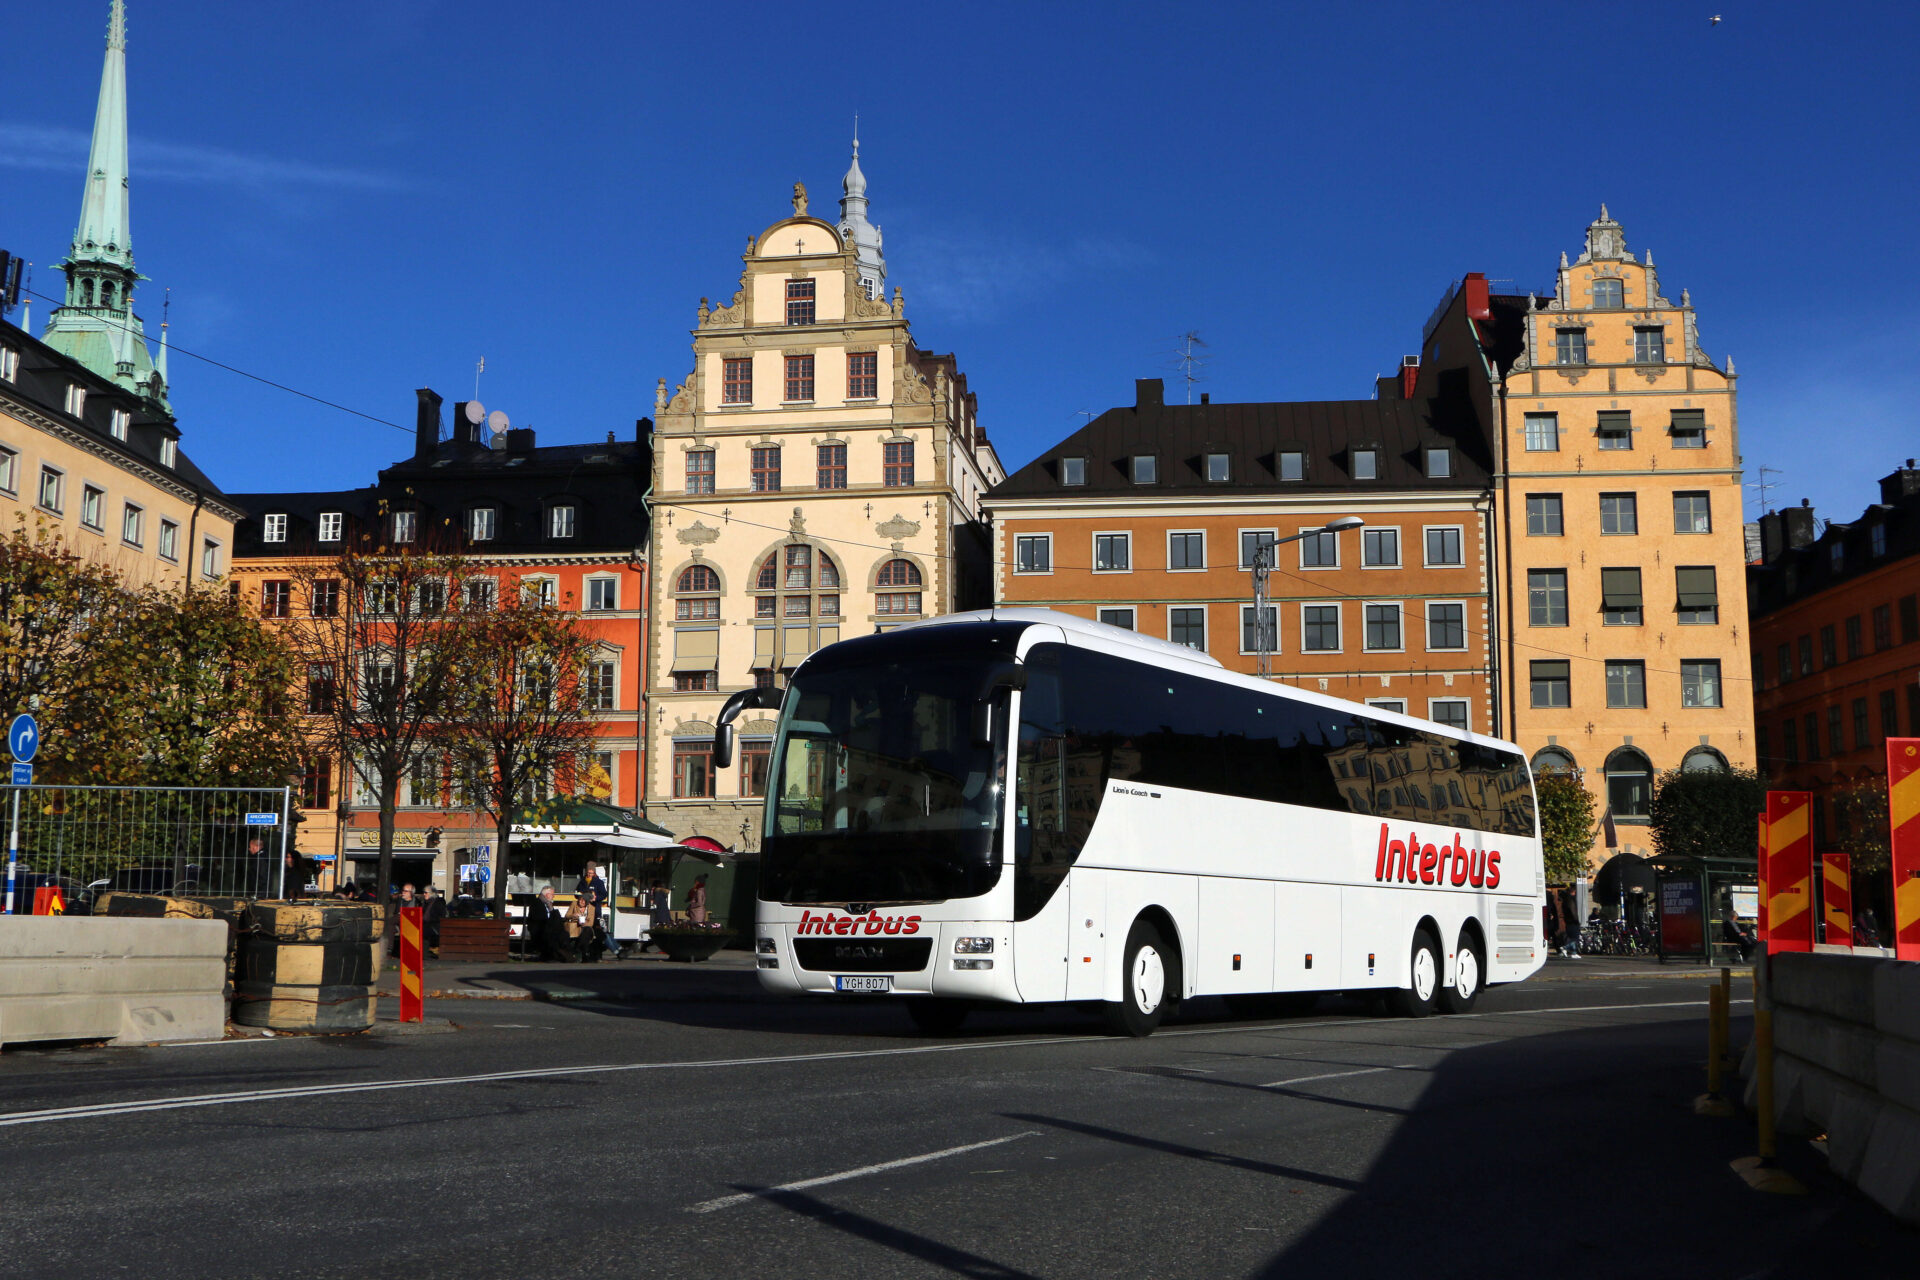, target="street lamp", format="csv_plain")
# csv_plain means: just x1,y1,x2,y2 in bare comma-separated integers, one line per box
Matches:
1251,515,1364,678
